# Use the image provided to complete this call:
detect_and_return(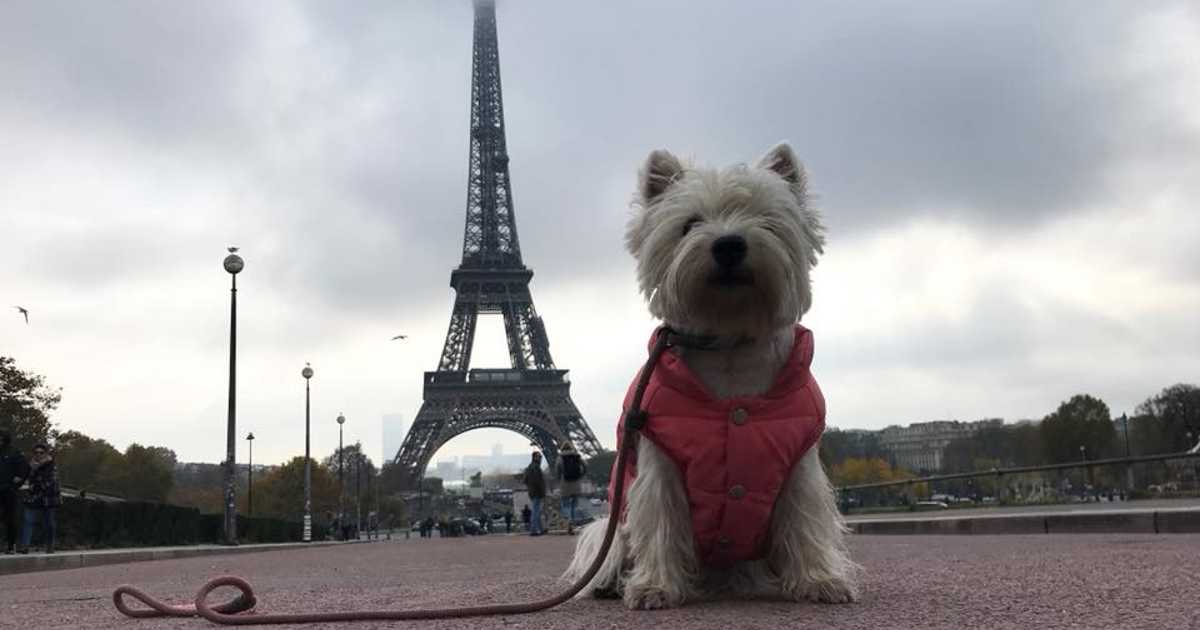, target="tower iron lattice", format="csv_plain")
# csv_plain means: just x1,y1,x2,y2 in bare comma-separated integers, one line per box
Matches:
392,0,603,487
